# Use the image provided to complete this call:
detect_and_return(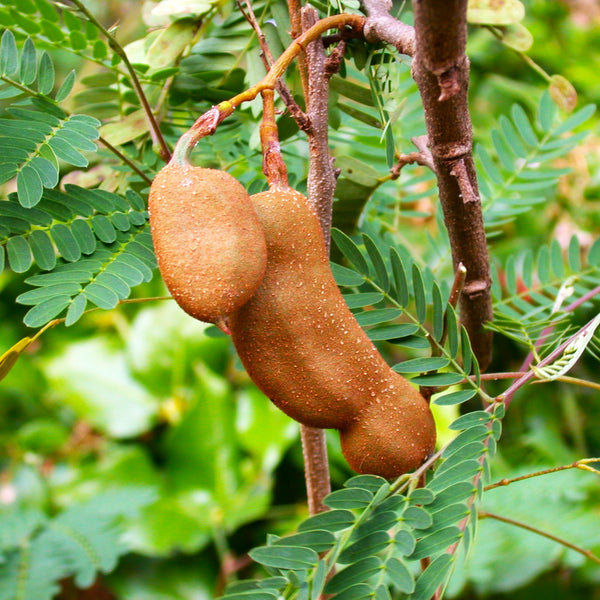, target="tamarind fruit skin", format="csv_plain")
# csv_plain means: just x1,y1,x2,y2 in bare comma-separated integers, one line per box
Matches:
148,163,267,326
339,391,436,479
228,188,436,478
